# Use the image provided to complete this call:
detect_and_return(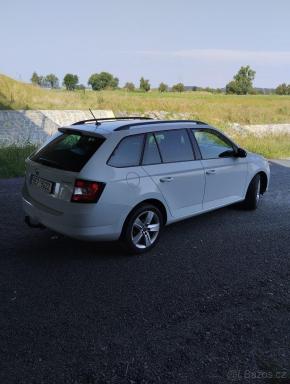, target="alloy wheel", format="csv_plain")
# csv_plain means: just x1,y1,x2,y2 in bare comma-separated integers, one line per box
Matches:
131,210,160,249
